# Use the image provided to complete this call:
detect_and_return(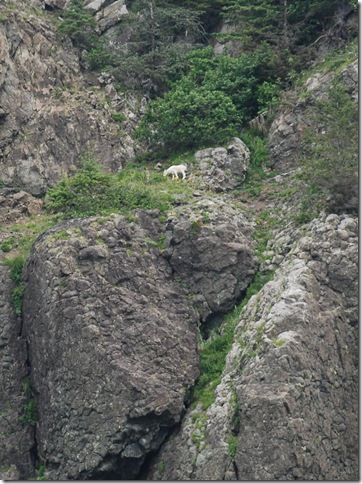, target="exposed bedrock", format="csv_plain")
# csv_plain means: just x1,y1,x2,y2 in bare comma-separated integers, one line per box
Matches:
0,8,135,196
192,137,250,193
267,59,358,173
163,196,258,323
0,259,35,480
147,213,358,480
22,211,200,480
21,202,258,479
